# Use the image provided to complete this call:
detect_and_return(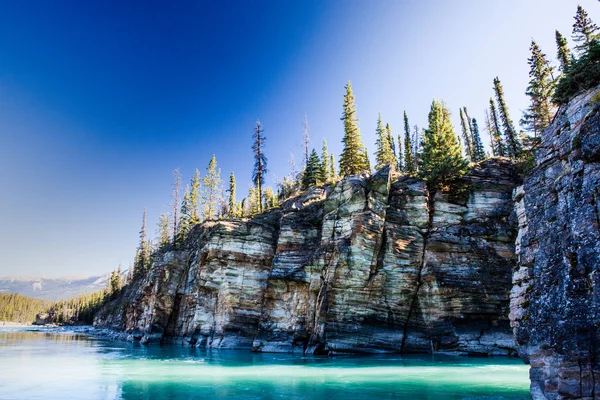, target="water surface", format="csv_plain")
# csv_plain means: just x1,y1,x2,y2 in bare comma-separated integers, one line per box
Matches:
0,327,530,399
